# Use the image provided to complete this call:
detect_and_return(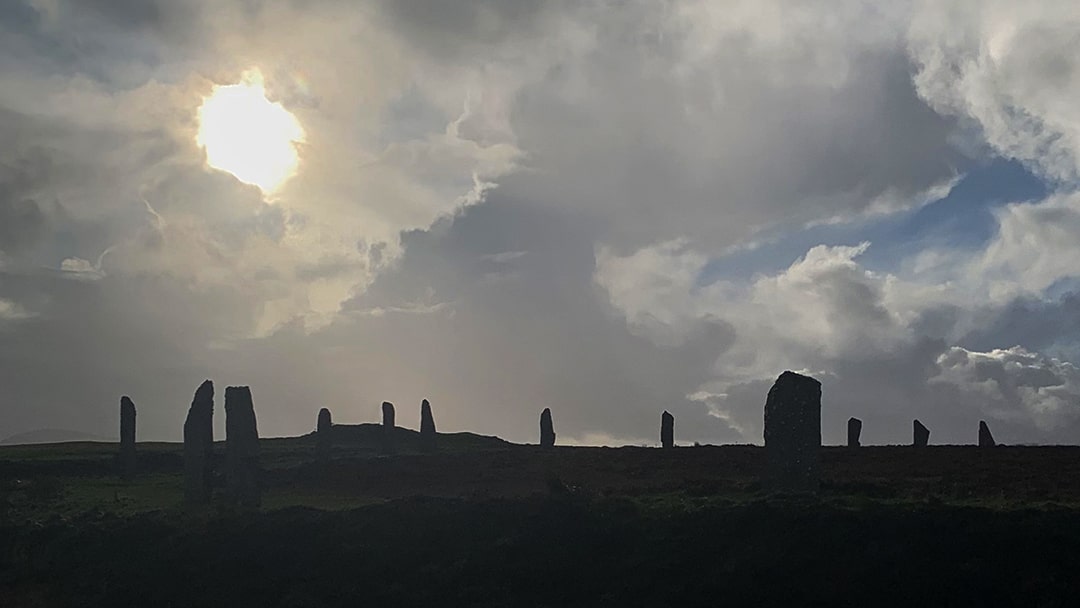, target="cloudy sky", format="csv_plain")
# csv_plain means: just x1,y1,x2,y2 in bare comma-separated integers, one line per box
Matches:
2,0,1079,446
